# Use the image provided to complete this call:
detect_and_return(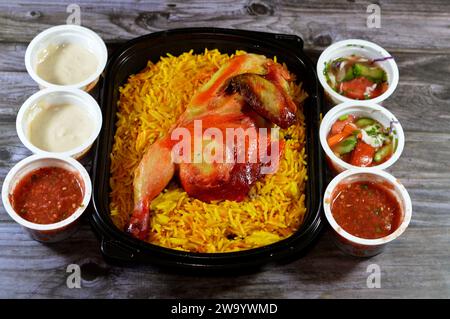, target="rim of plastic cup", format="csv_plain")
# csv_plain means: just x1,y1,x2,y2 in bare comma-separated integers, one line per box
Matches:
319,101,405,171
323,168,412,246
317,39,399,104
25,24,107,89
16,87,102,158
1,154,92,231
